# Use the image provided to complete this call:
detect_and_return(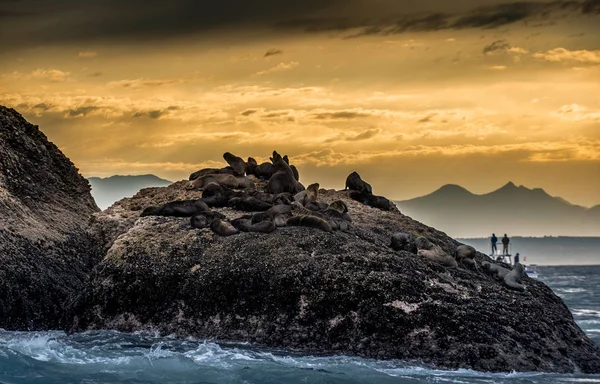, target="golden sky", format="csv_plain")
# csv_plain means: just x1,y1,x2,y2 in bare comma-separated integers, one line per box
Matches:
1,0,599,206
